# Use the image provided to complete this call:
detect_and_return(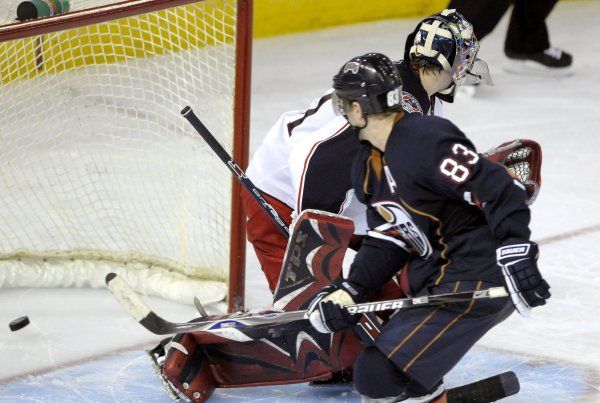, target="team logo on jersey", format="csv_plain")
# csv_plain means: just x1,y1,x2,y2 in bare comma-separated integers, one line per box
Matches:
372,201,433,259
400,91,423,115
